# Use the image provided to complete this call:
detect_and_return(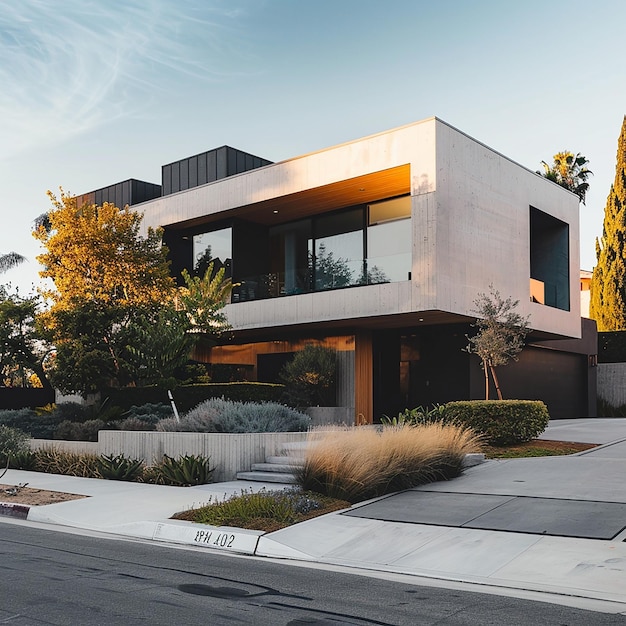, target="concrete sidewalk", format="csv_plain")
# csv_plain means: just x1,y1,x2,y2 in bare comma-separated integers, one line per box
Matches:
2,419,626,613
